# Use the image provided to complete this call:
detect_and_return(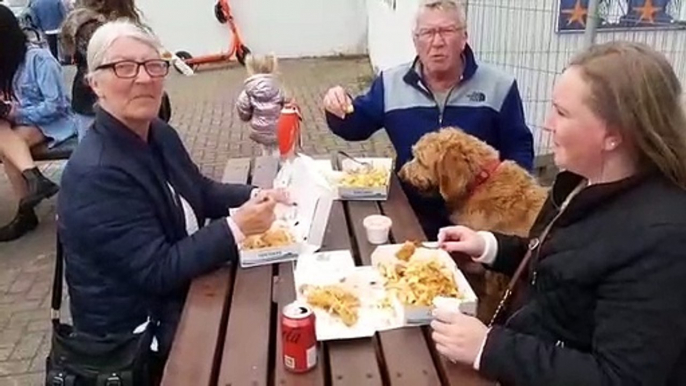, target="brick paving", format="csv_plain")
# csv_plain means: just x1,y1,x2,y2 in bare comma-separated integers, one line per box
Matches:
0,56,390,385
